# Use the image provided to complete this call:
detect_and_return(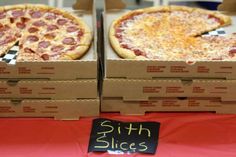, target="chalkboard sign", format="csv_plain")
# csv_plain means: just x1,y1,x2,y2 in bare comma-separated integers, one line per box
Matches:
88,118,160,154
